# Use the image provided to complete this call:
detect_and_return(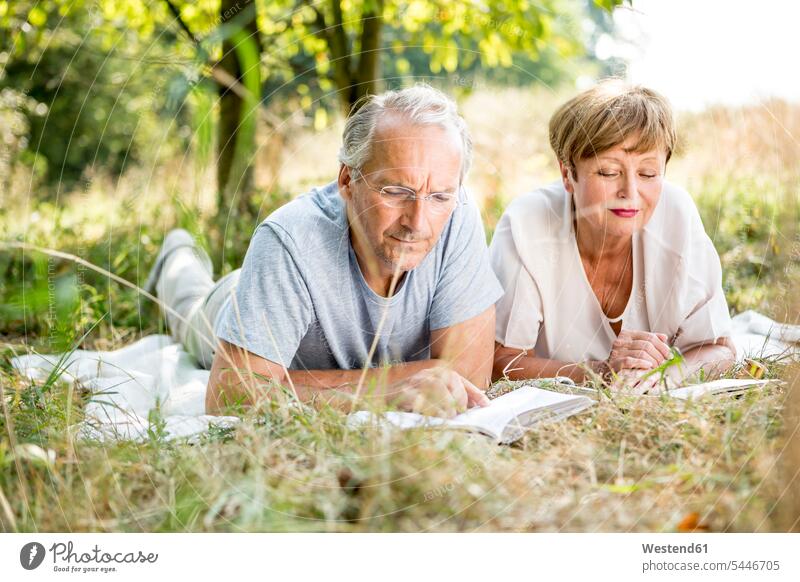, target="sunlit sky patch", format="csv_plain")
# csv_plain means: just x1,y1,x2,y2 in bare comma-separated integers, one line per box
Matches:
596,0,799,111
